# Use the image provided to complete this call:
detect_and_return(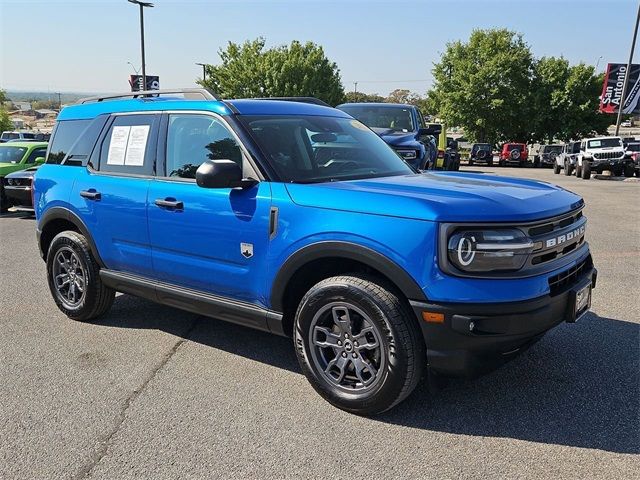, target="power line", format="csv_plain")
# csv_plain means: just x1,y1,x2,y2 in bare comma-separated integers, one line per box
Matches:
343,79,431,84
